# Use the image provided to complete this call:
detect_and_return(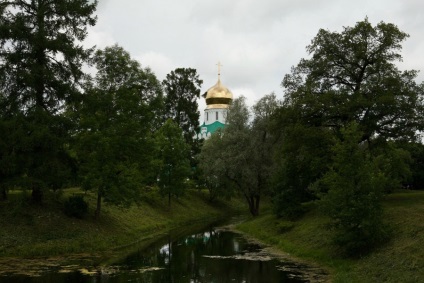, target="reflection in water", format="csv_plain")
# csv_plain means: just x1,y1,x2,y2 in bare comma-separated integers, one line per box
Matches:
0,226,326,283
